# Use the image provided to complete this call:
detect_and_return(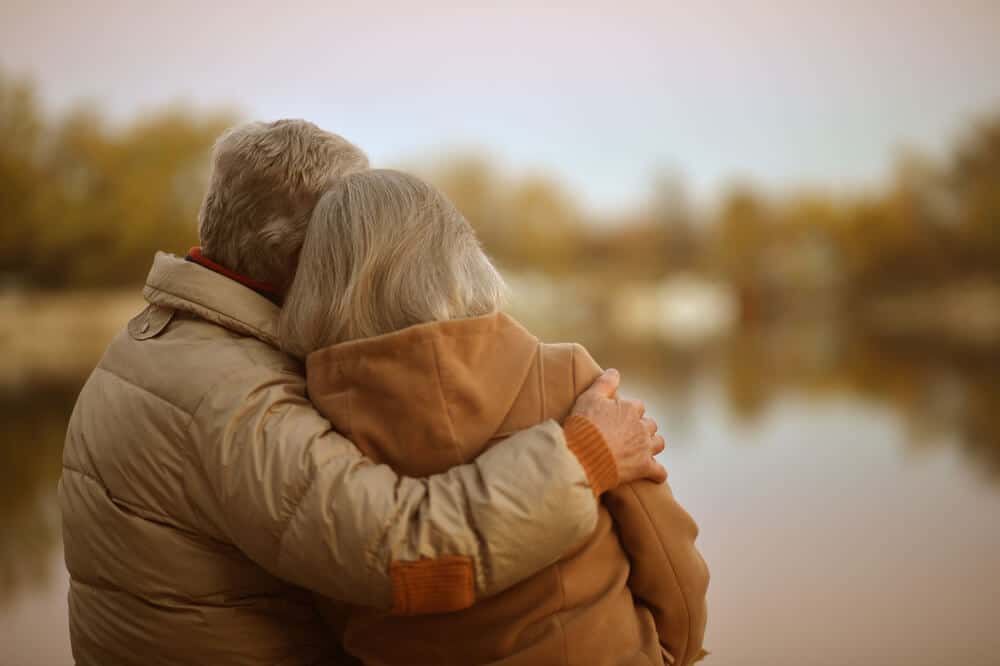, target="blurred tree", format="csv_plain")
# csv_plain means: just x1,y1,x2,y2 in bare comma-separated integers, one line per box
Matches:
0,70,235,287
0,74,45,281
951,113,1000,275
3,67,1000,305
649,171,701,273
430,157,584,274
0,381,79,600
427,155,512,264
711,185,773,321
578,174,702,283
499,173,583,274
713,185,770,281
